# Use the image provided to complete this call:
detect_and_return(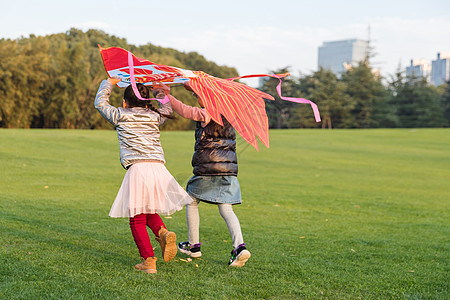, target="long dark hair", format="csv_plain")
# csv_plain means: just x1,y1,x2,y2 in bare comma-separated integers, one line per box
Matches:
123,83,174,119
